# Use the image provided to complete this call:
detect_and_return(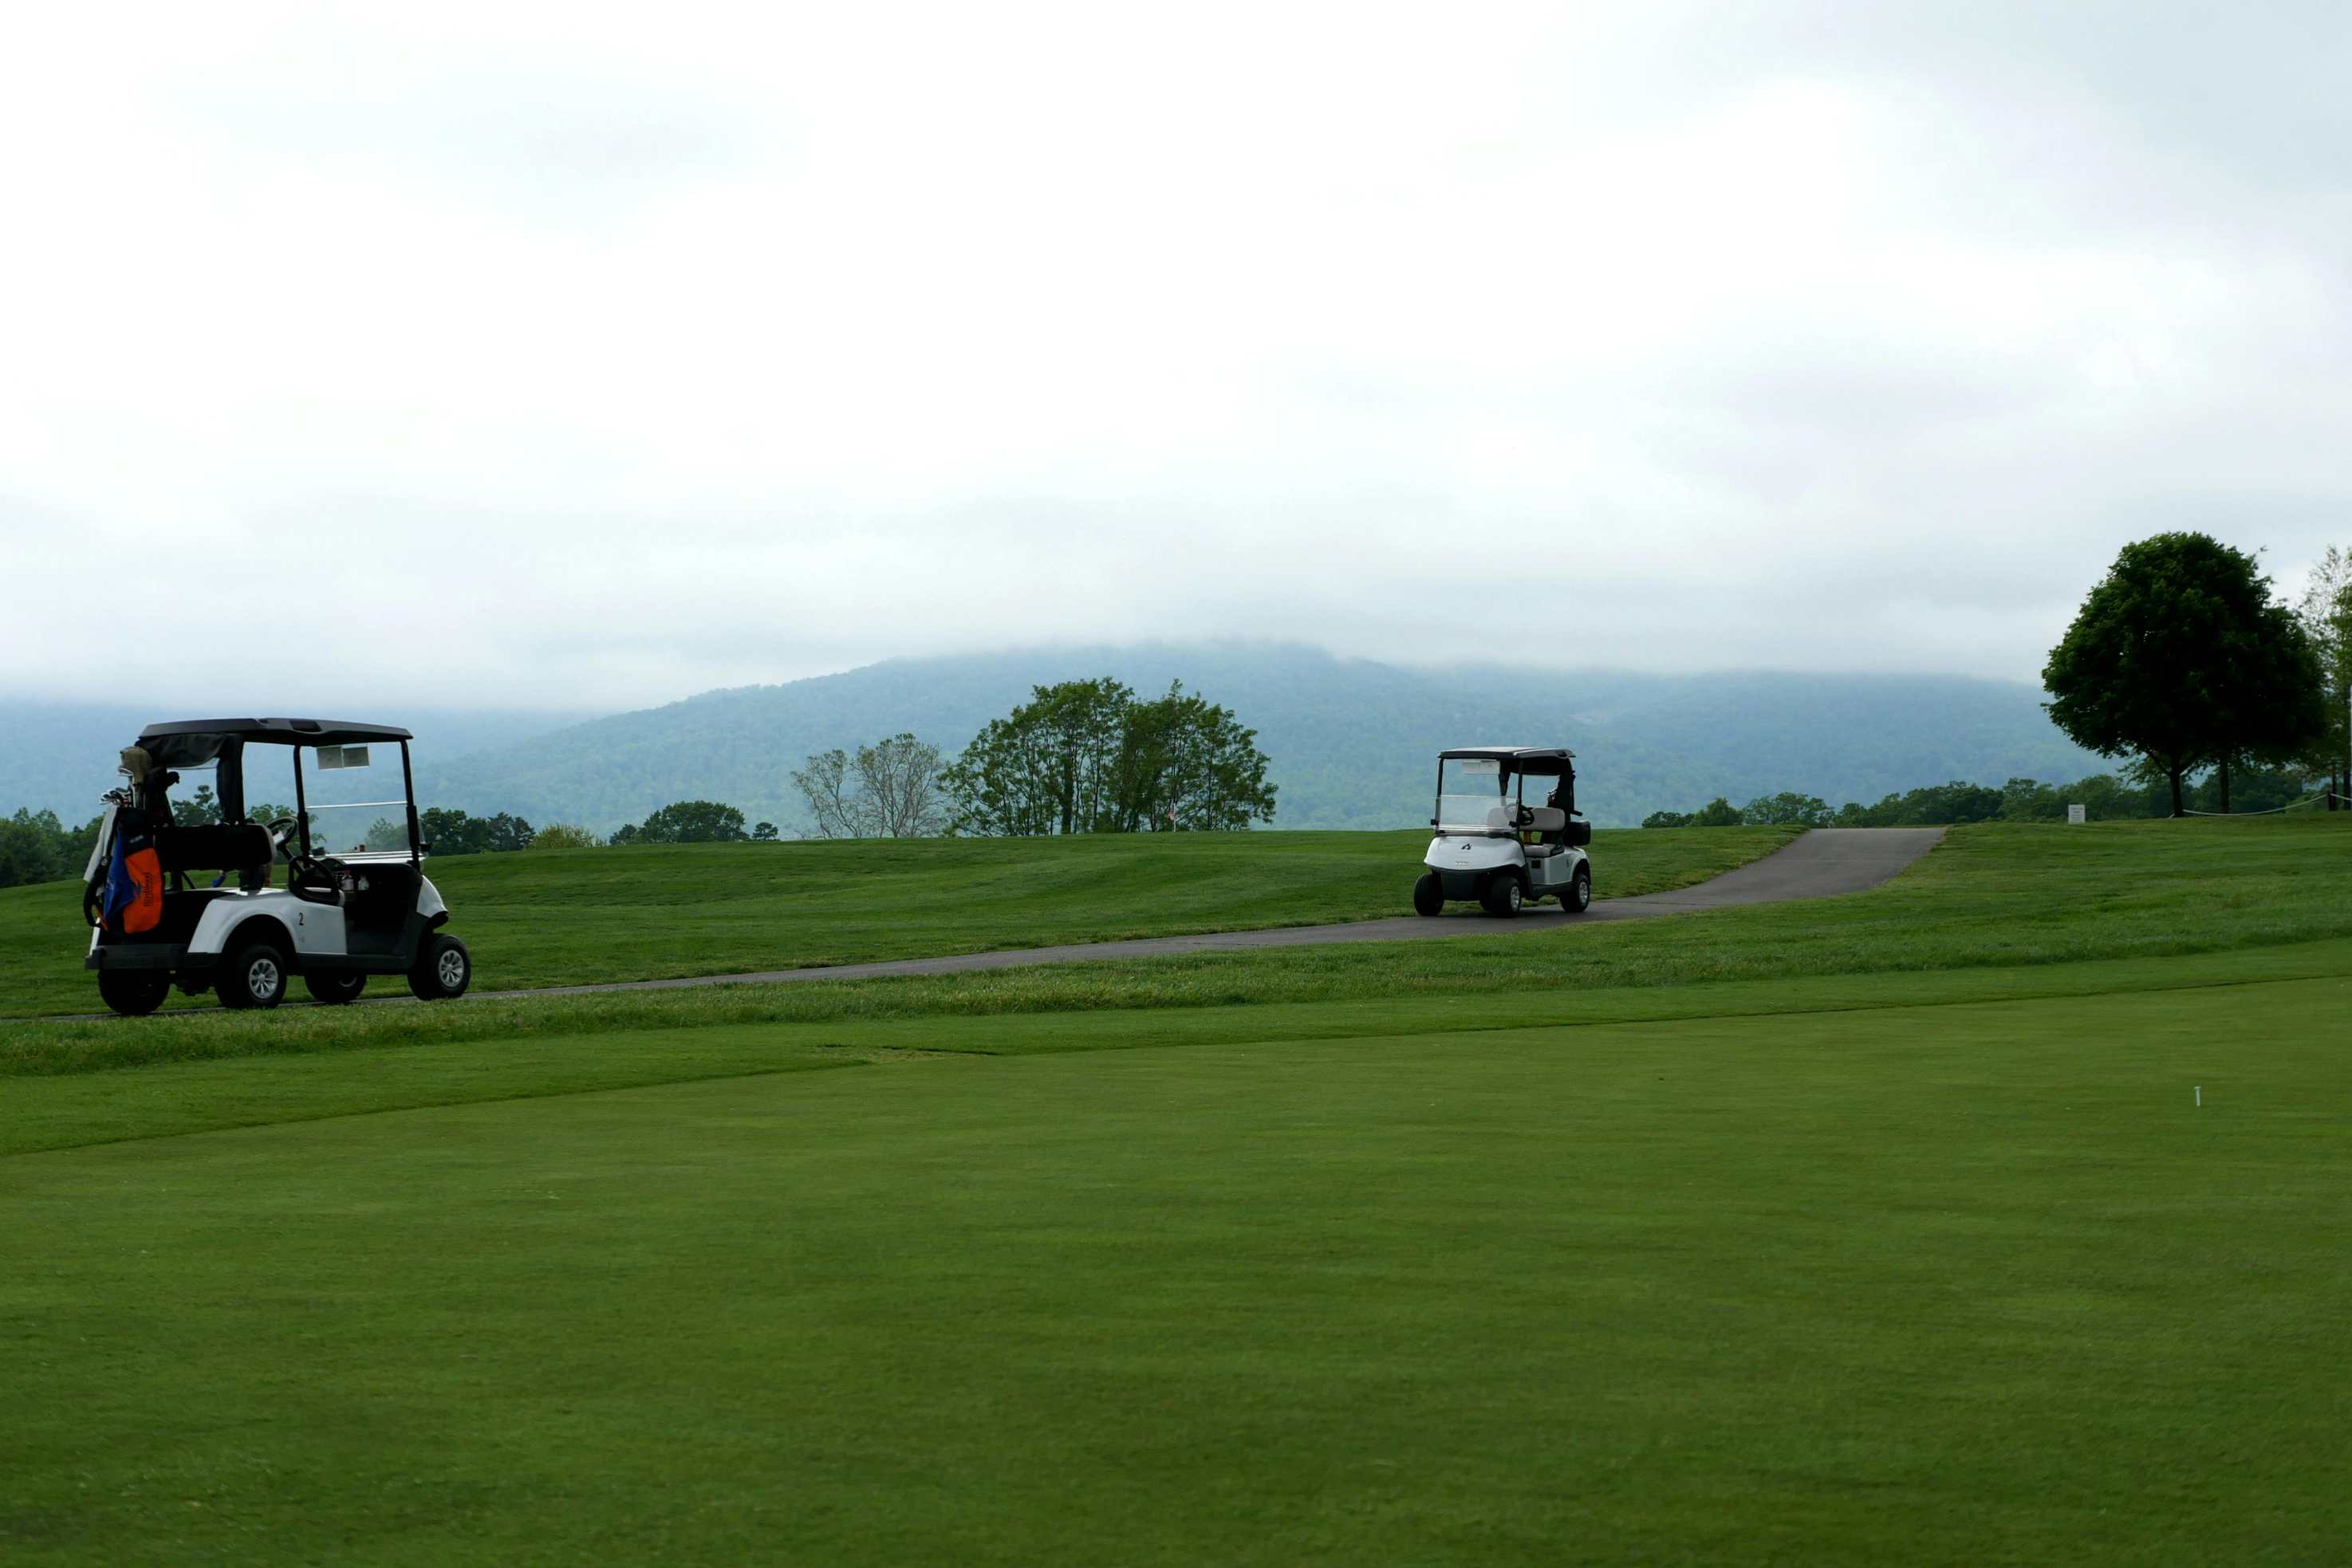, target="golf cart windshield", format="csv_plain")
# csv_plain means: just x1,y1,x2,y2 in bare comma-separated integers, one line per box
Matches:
298,743,413,859
236,740,416,862
1436,758,1514,833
